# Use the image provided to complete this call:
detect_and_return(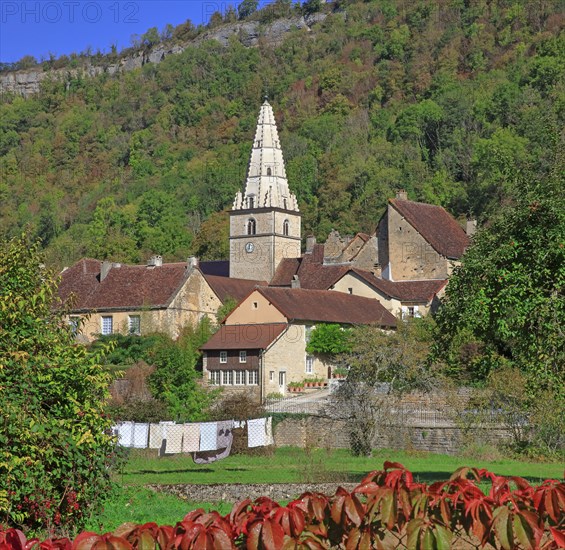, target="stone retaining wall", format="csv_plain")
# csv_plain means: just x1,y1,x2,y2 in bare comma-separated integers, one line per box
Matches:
152,482,358,504
274,417,510,455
